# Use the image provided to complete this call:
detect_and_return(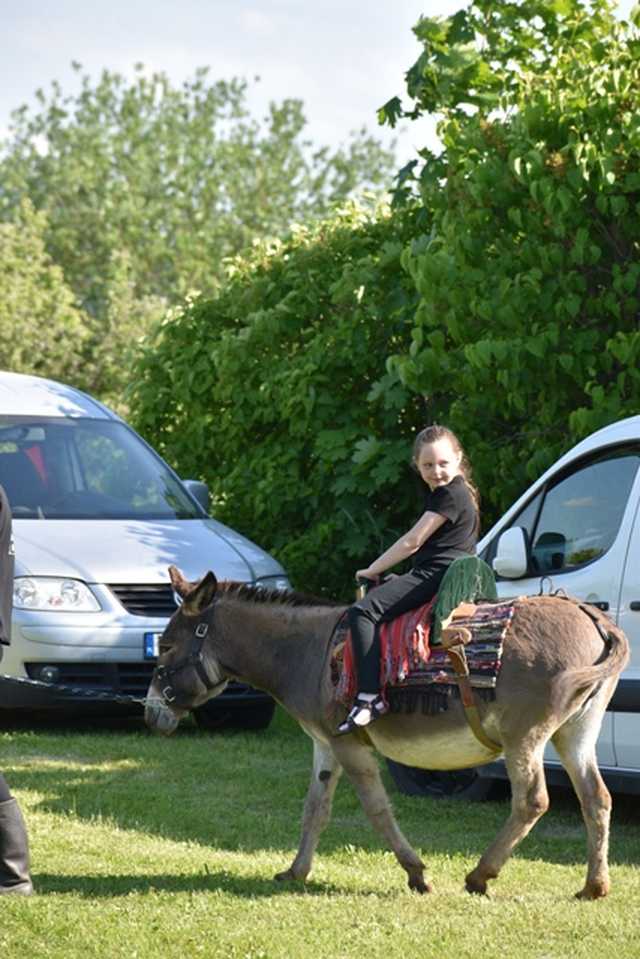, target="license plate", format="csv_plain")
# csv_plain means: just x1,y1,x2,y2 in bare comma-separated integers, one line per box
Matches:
143,632,162,660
